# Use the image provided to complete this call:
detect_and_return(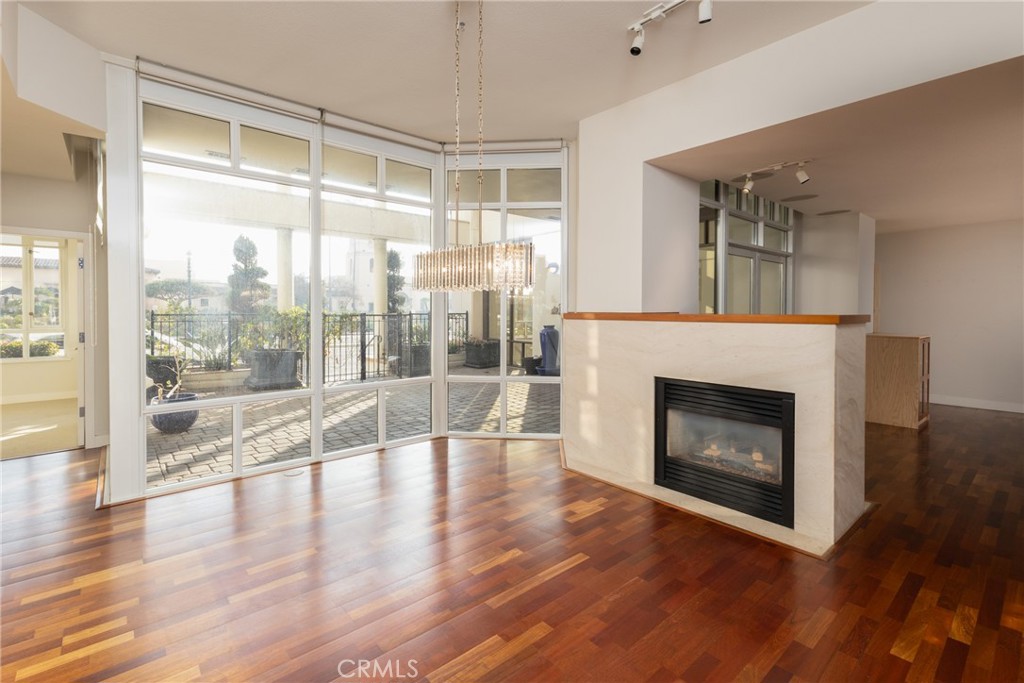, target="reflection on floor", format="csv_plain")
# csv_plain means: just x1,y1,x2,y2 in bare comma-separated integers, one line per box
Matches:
0,399,80,460
145,383,560,488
